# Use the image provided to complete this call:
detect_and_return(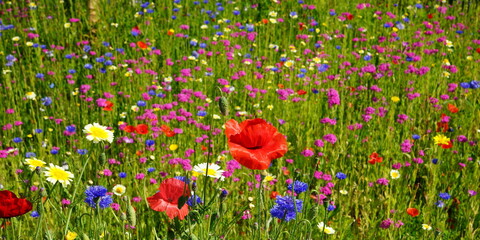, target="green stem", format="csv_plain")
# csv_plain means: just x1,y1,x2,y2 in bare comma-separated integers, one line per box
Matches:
64,156,91,235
